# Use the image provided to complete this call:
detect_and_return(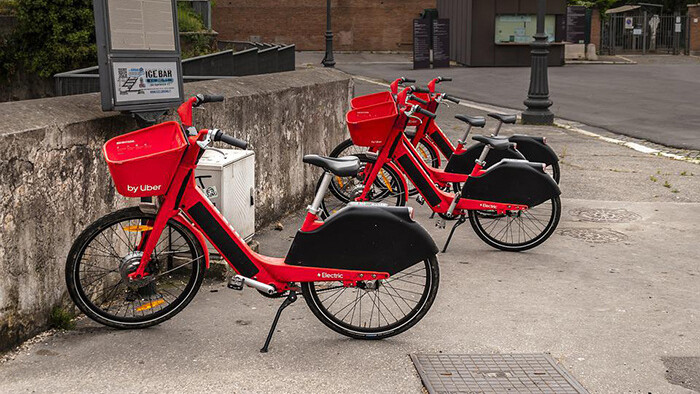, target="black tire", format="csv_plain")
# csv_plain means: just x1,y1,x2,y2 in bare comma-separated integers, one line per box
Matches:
408,139,440,196
301,255,439,340
319,157,407,218
547,161,561,184
329,138,368,158
66,207,206,329
329,138,439,196
468,195,561,252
